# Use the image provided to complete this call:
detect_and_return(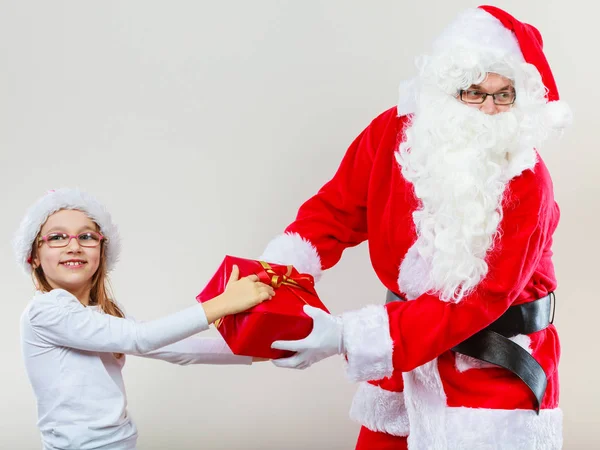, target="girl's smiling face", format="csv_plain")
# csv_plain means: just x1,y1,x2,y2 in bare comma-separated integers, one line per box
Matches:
32,209,102,296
